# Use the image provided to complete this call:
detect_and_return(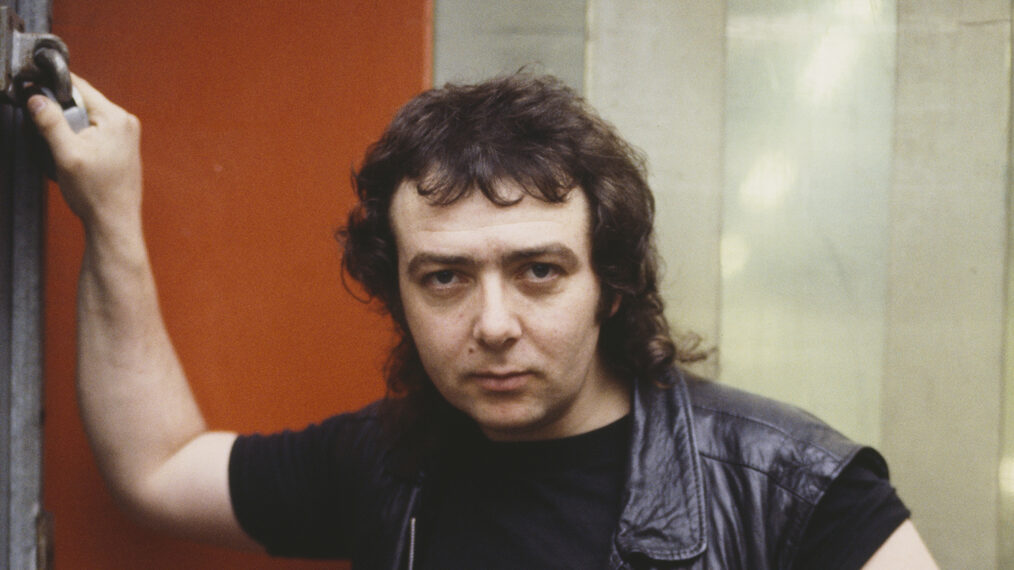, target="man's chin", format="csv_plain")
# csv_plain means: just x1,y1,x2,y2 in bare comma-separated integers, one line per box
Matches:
470,407,557,442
